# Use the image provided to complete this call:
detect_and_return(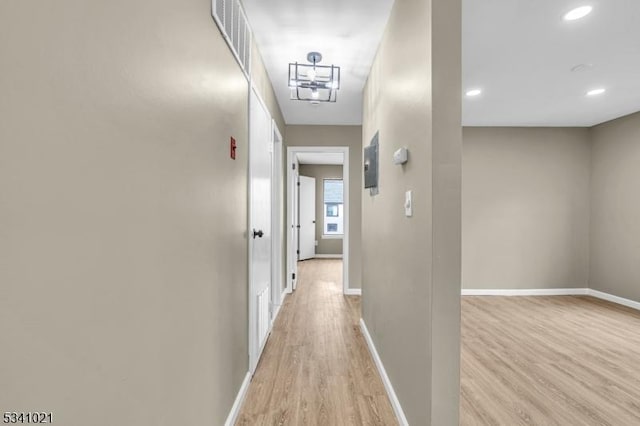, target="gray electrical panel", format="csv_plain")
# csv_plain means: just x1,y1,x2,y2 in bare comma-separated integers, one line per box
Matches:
364,132,379,194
